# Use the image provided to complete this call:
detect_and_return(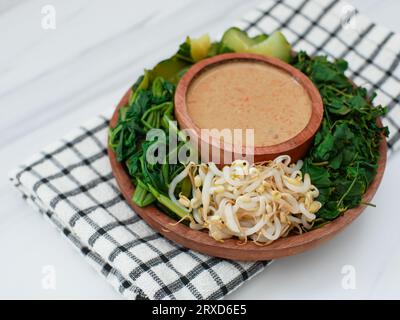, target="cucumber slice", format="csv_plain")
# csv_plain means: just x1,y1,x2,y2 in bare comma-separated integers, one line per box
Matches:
190,34,211,62
250,34,268,44
151,58,189,84
221,27,253,52
221,28,291,62
248,31,292,62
